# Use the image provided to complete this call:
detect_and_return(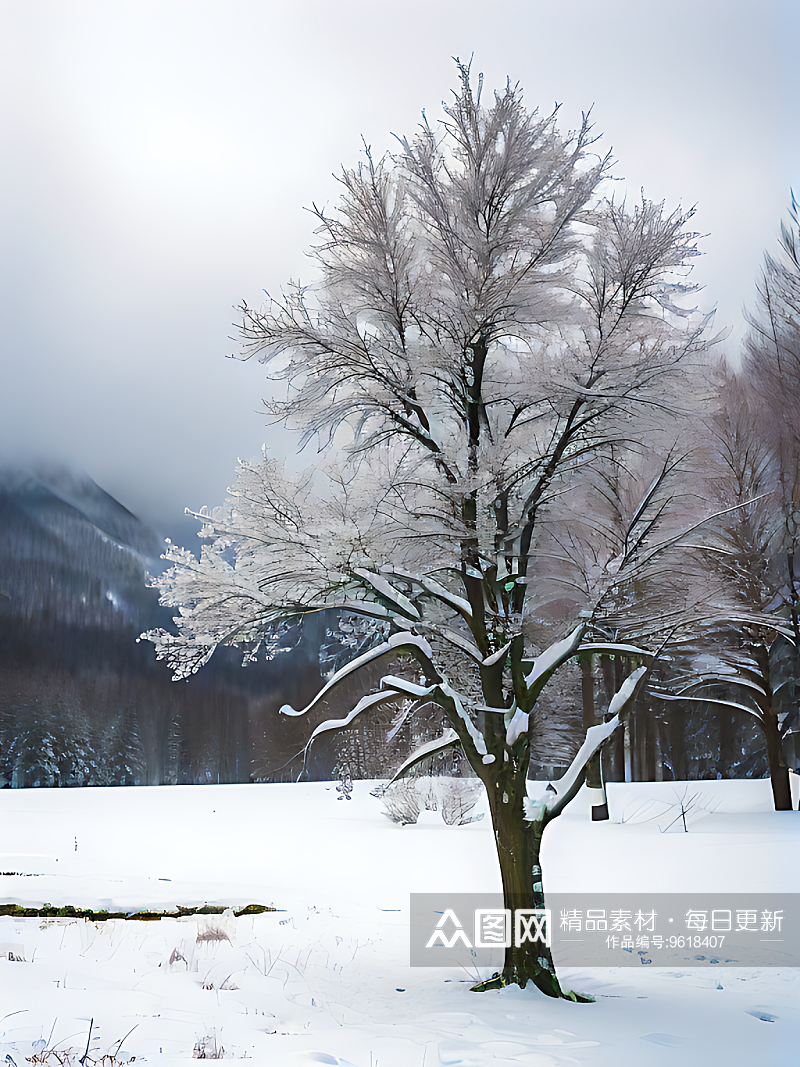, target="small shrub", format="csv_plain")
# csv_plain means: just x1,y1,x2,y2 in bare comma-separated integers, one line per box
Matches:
372,777,484,826
437,778,485,826
373,778,420,824
193,1033,224,1059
